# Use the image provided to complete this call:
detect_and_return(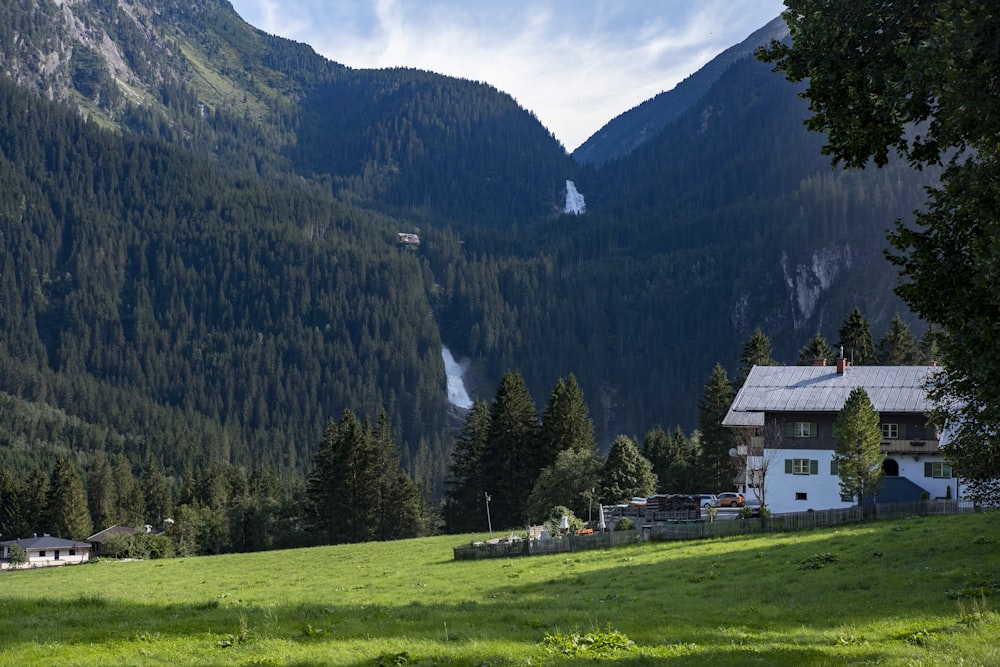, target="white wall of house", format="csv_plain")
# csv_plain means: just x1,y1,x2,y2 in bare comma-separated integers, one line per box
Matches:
763,448,854,514
760,448,962,514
